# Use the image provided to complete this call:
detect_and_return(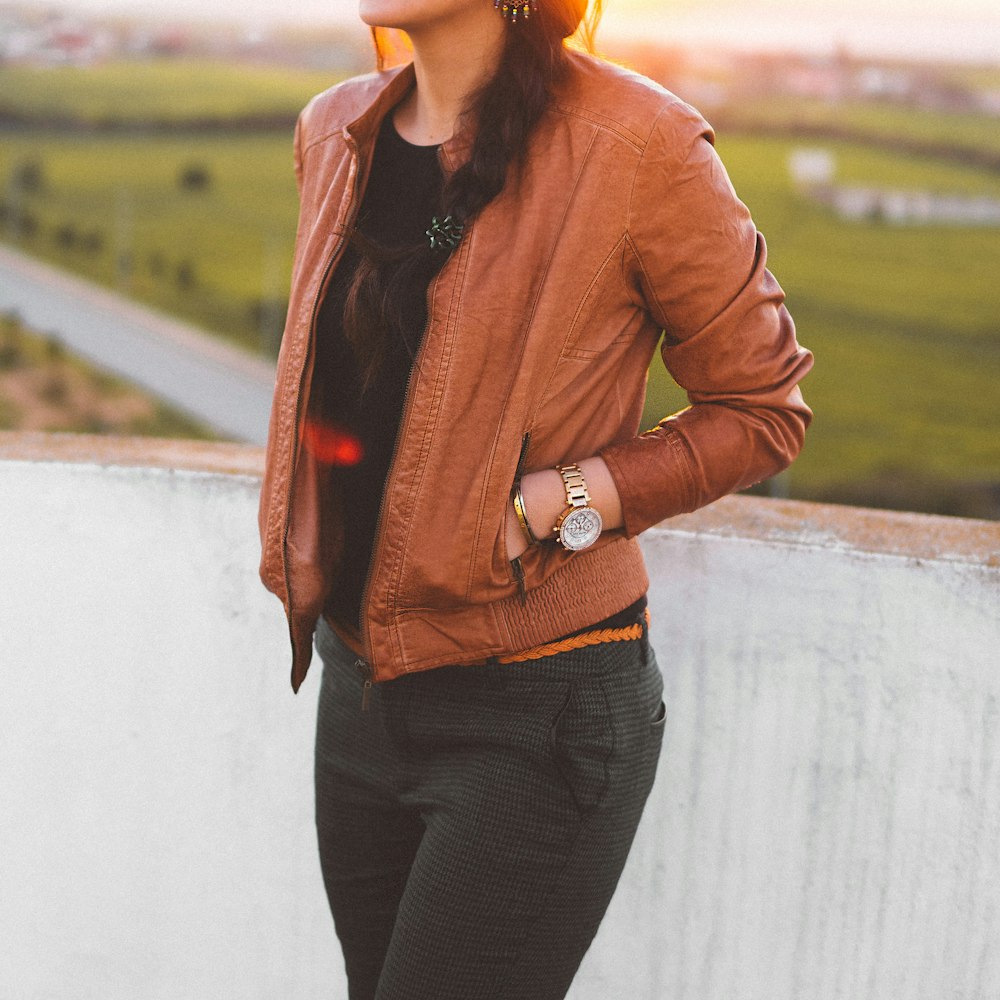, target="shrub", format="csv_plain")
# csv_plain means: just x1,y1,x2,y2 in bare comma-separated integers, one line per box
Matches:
0,312,24,370
2,204,39,240
117,251,134,279
54,223,79,251
175,260,197,290
148,251,166,278
45,335,66,363
18,211,39,240
82,230,105,255
12,159,45,195
250,296,288,356
39,372,70,405
178,163,212,192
